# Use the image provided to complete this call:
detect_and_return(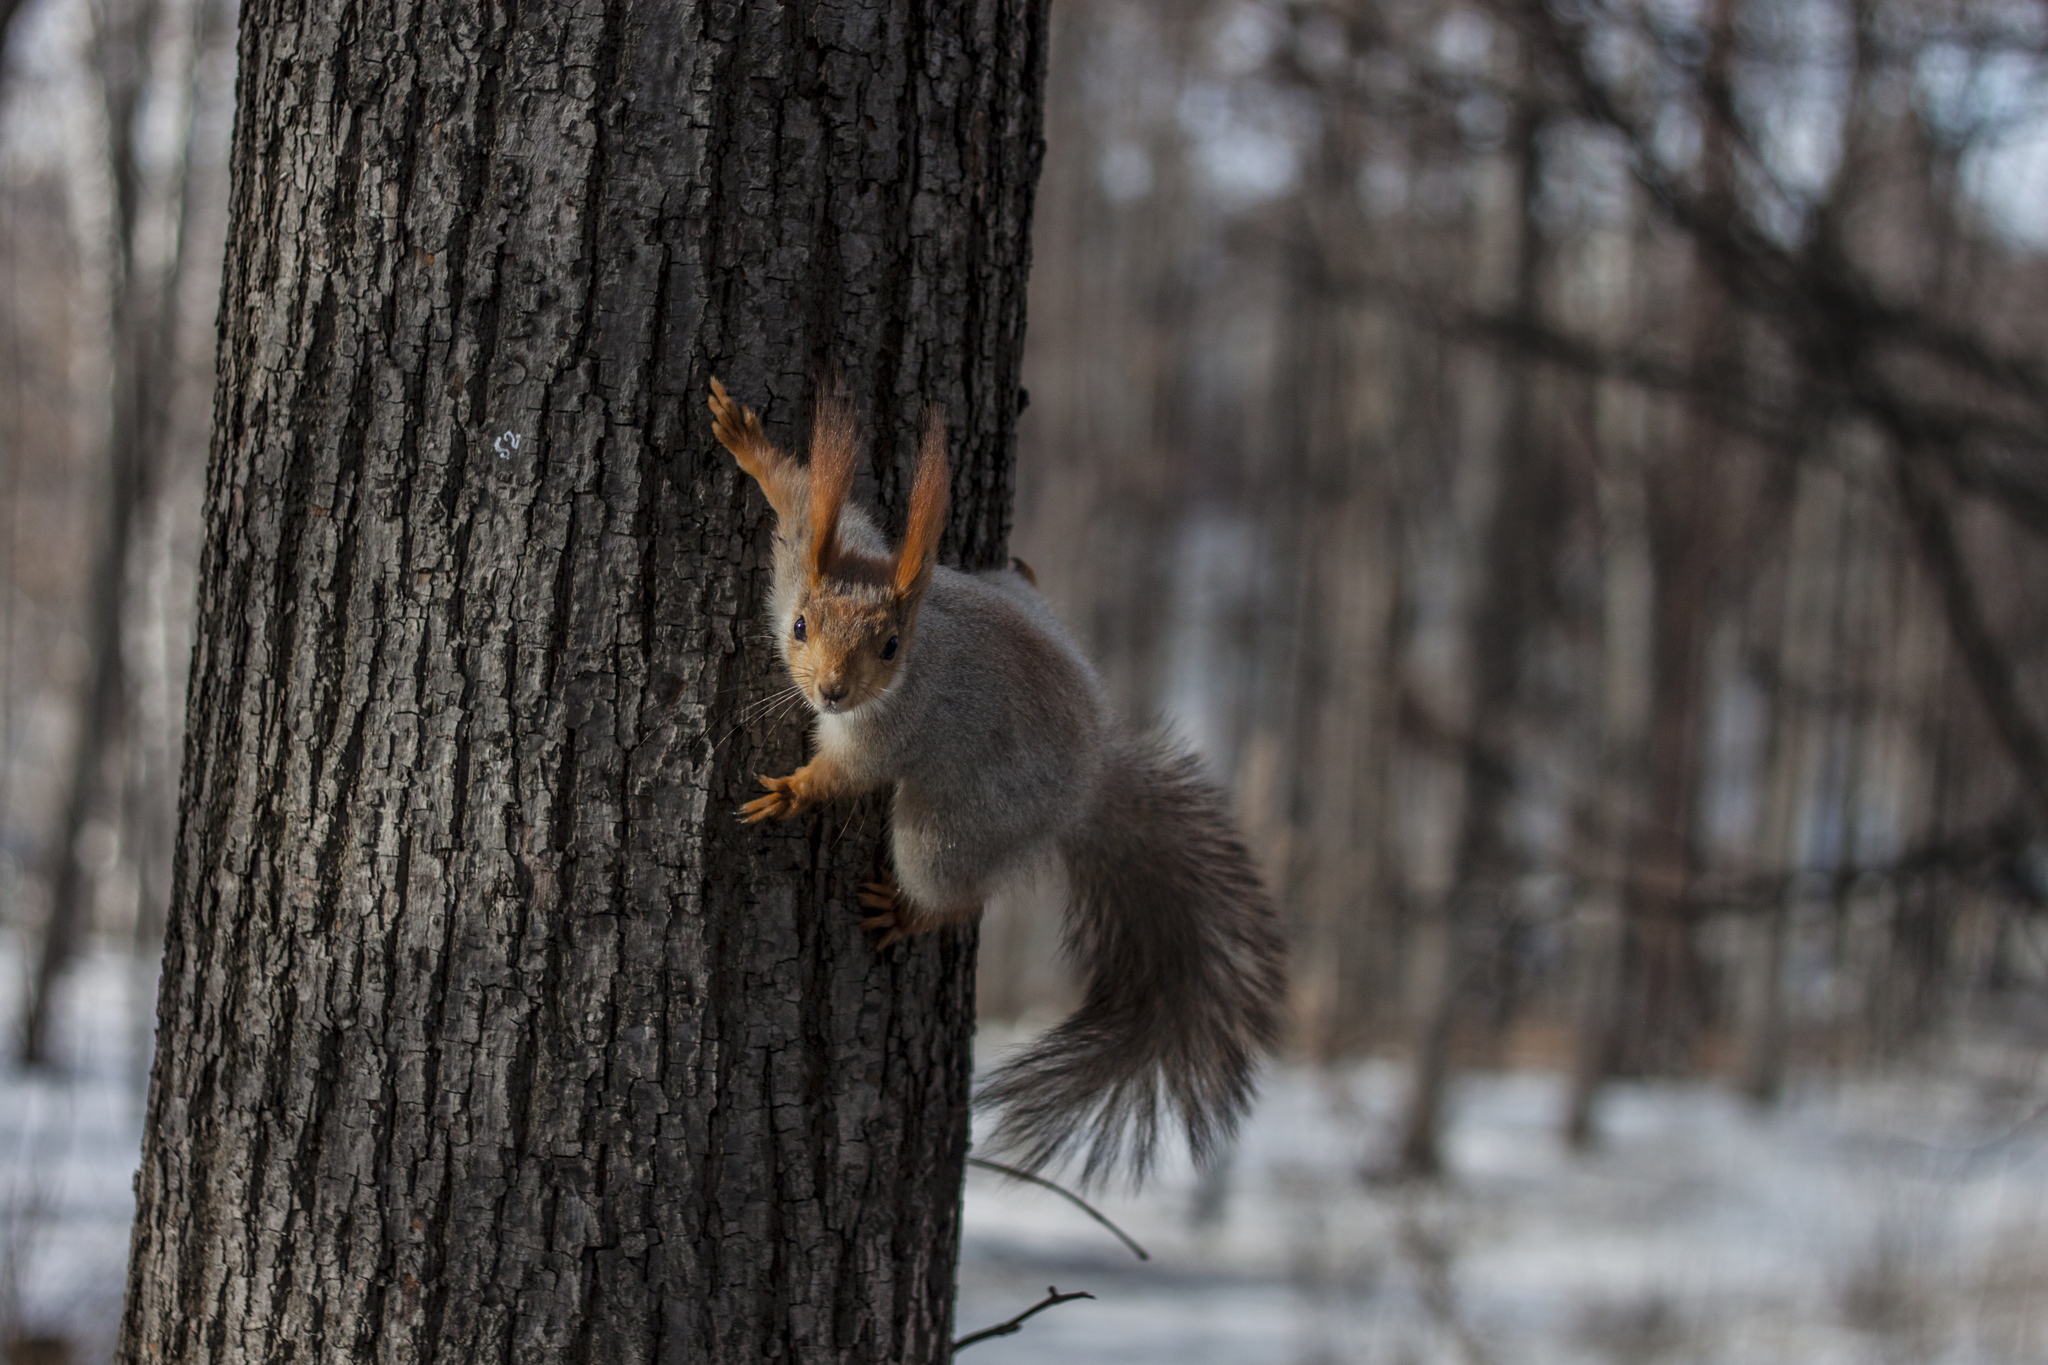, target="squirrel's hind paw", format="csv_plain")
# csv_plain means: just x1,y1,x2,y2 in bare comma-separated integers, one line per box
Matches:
861,917,909,949
857,880,914,949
